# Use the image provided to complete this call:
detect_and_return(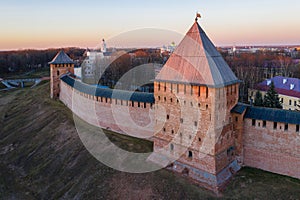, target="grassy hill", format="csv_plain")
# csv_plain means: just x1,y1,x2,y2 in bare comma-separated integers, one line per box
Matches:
0,82,300,199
